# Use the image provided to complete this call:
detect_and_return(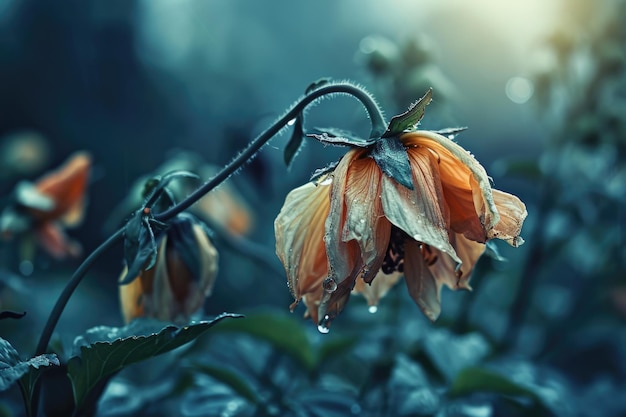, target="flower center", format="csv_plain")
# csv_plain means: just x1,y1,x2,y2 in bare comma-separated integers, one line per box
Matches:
381,226,406,274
